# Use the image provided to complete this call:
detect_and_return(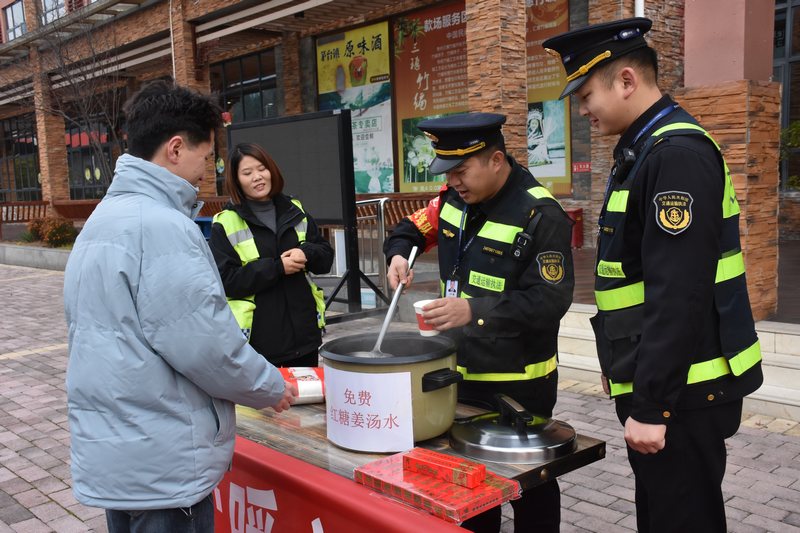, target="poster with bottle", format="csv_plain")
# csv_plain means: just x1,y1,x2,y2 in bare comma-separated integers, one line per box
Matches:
526,0,572,196
393,1,468,193
317,21,395,193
